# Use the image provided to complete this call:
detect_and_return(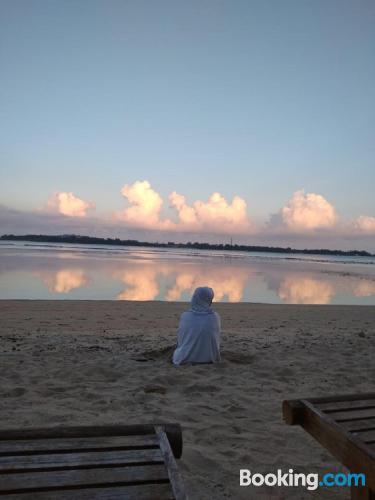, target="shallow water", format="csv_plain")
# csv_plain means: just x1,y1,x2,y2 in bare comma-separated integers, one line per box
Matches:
1,240,375,304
